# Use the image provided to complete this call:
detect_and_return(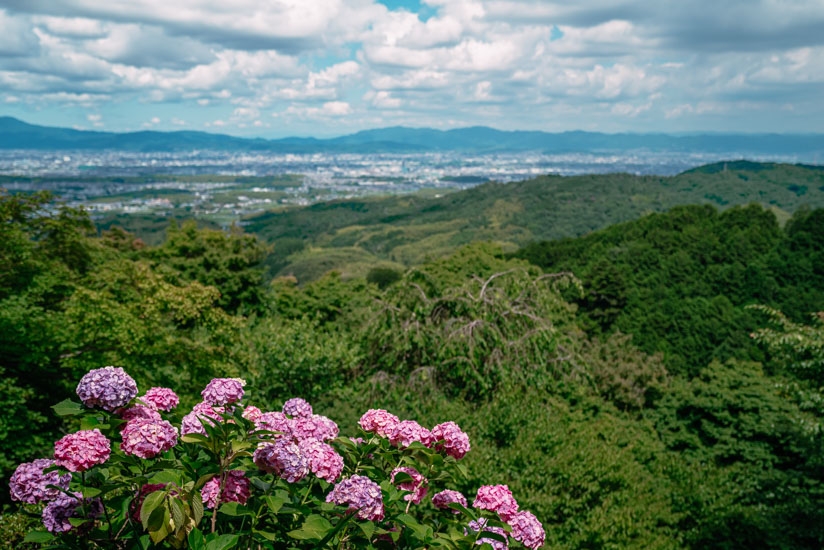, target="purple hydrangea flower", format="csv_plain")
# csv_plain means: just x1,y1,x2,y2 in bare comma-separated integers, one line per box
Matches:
181,402,224,436
432,421,471,459
76,366,137,412
389,420,433,448
432,489,468,513
120,405,162,427
141,387,179,412
508,511,546,549
121,418,179,459
253,439,309,483
9,459,71,504
473,484,519,521
254,411,293,438
291,414,339,442
242,405,263,422
391,466,428,504
201,378,245,406
299,438,344,483
282,398,313,418
358,409,399,437
201,471,250,509
54,429,111,472
326,475,384,521
42,492,103,534
466,518,509,550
